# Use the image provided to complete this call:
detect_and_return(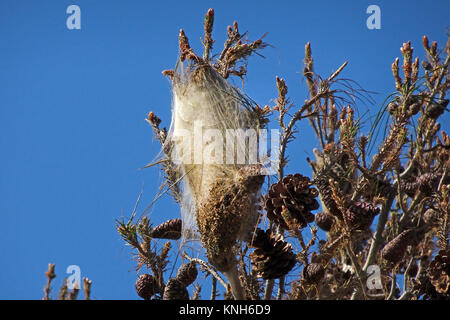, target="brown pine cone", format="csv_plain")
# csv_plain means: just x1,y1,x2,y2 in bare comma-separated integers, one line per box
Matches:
363,176,395,201
400,180,417,197
381,229,415,264
264,174,319,230
150,219,182,240
135,274,156,300
163,278,189,300
344,201,380,230
387,102,398,115
425,98,448,119
407,102,421,116
403,95,422,116
315,211,334,232
302,263,325,284
423,208,440,226
428,249,450,295
314,172,342,218
249,229,297,280
417,172,444,196
398,164,421,197
412,273,449,300
176,262,198,287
